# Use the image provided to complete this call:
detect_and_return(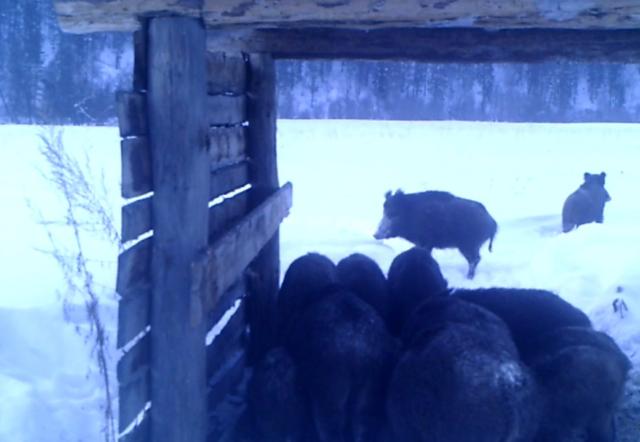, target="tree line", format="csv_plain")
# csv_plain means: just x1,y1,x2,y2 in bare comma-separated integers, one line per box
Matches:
1,0,639,124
